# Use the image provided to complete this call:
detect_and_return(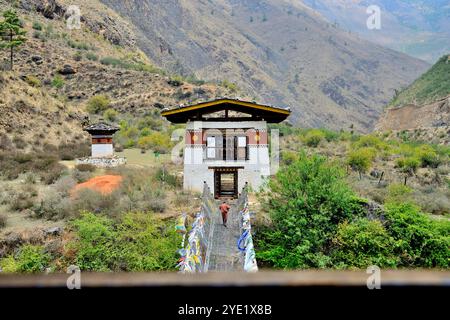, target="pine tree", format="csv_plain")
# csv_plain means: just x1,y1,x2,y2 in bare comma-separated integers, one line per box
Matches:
0,10,27,71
